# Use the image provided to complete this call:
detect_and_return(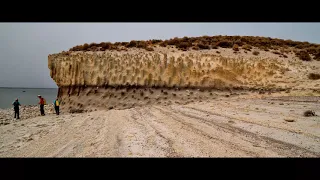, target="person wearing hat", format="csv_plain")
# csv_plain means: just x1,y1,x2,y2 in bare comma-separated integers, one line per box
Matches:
38,95,45,116
12,98,21,119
